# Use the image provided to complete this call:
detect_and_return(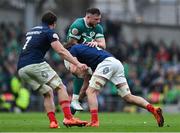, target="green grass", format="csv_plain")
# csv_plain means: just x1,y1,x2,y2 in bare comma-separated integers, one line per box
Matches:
0,112,179,132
